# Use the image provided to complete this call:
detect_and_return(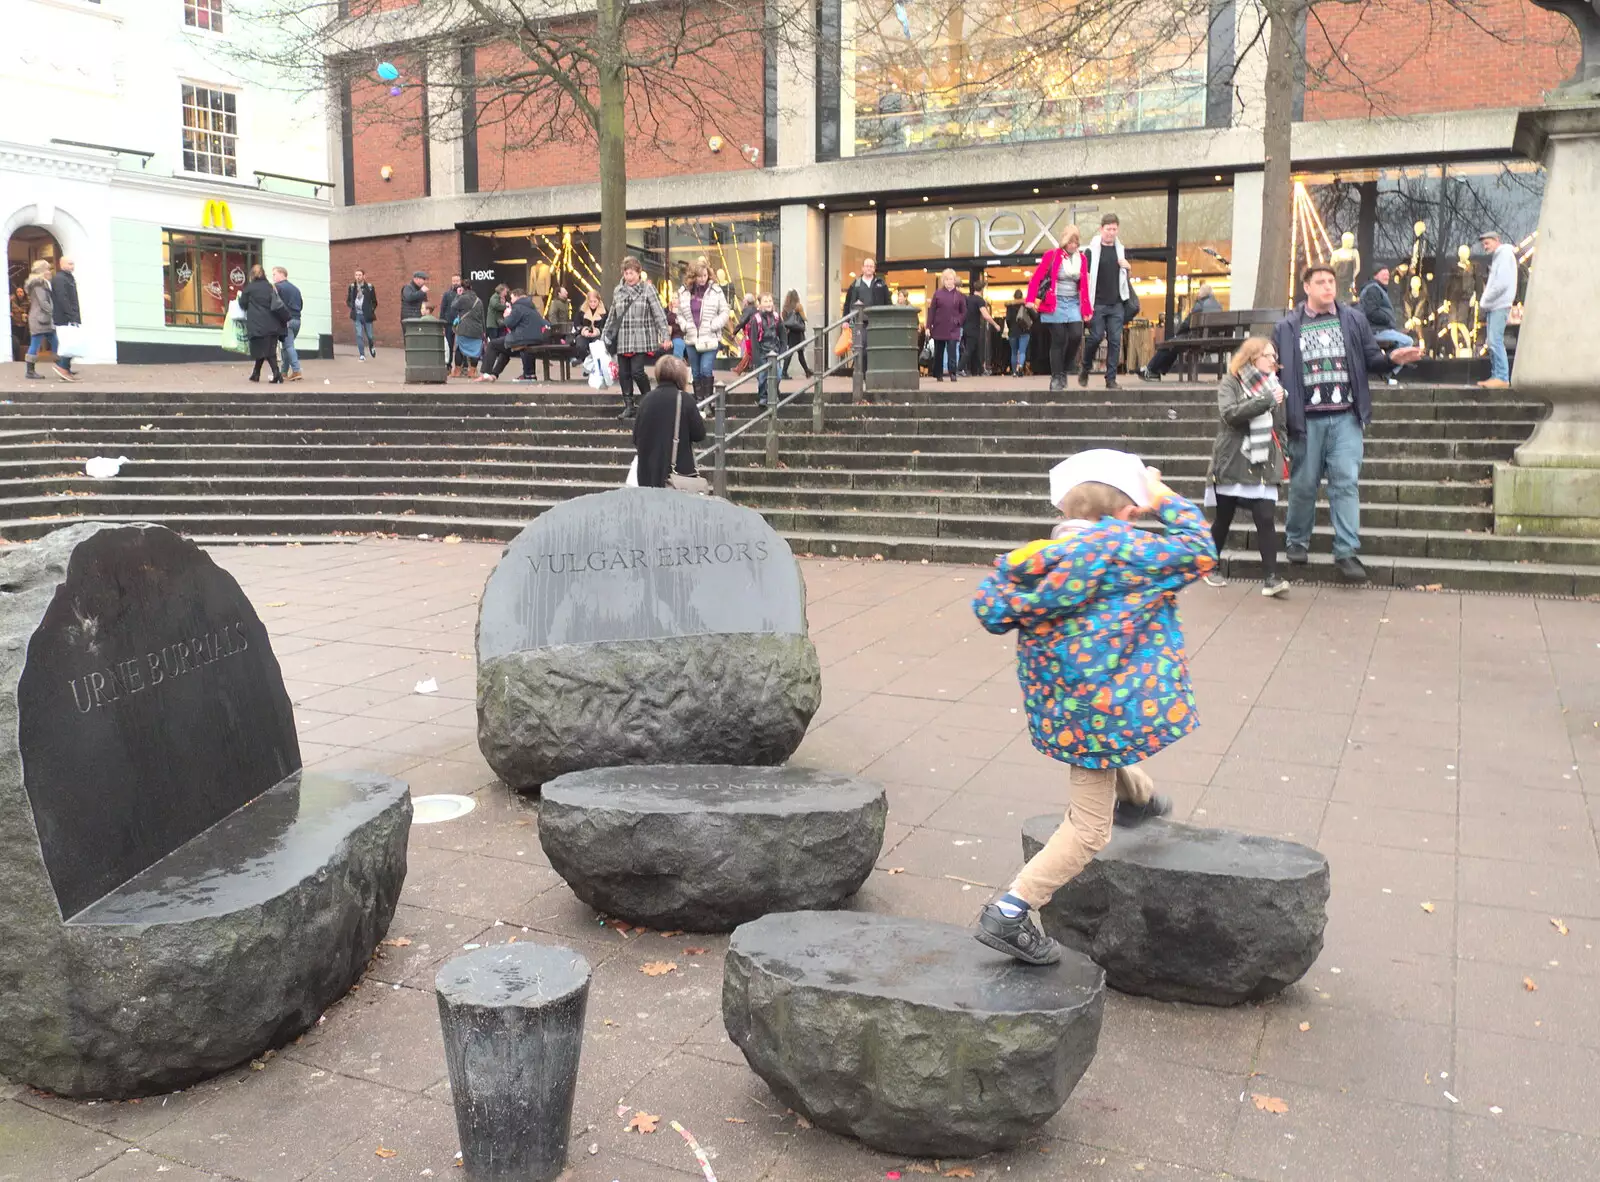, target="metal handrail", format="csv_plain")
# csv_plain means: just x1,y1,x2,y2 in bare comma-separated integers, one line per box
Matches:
692,307,860,414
